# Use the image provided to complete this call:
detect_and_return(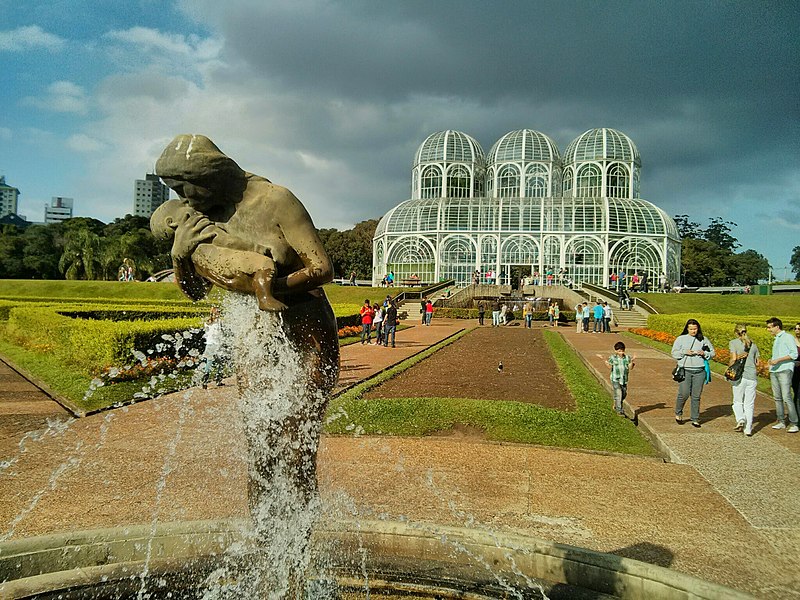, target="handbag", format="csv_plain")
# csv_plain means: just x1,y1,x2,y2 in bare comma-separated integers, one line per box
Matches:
724,357,746,382
672,338,694,382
